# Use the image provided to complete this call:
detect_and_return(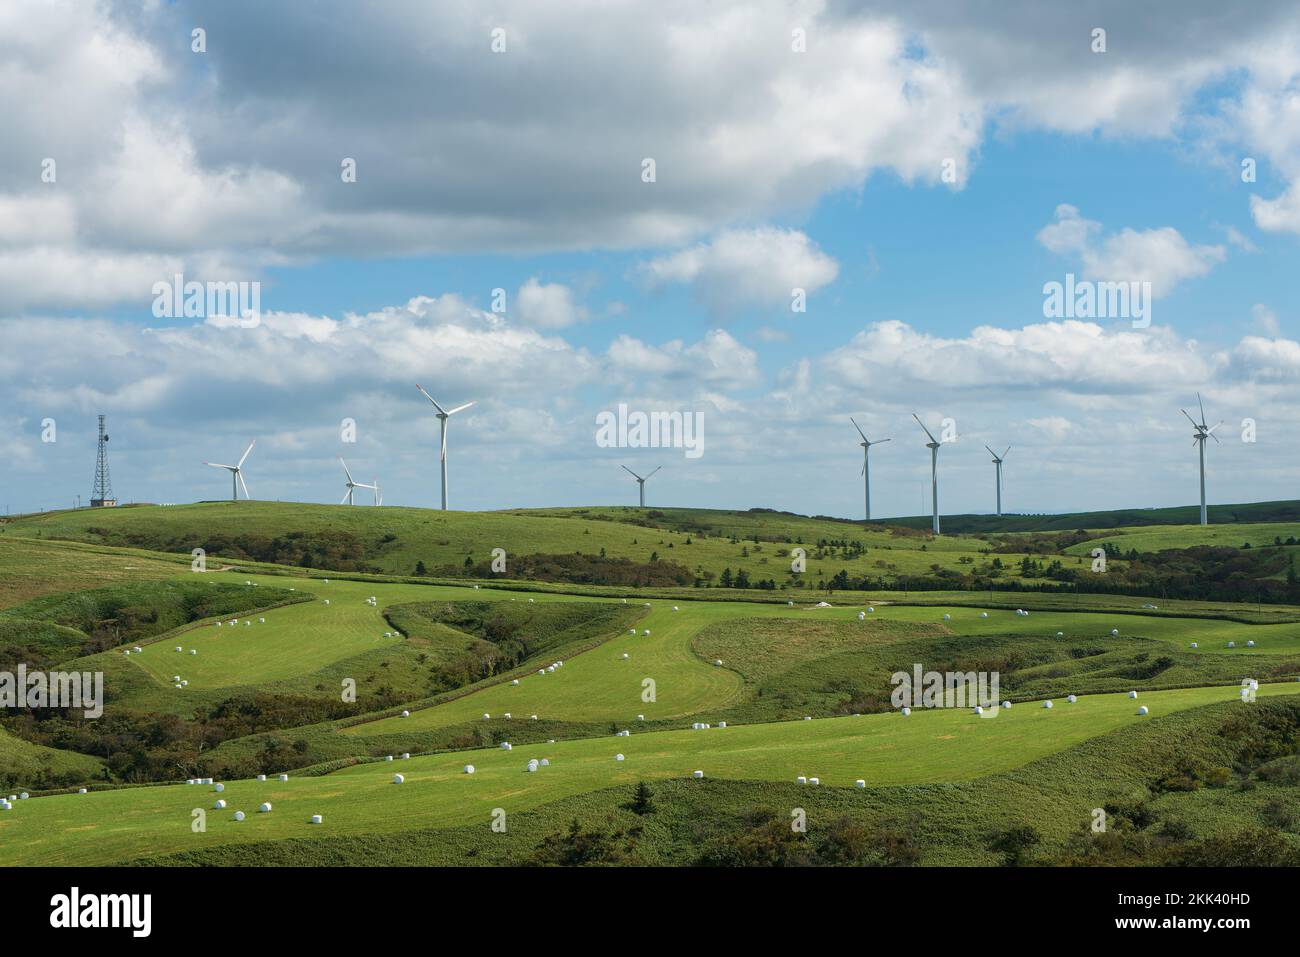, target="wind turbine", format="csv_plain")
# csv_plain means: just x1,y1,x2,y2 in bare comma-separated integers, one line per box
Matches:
415,385,474,510
621,465,661,507
911,413,941,534
204,440,255,502
849,417,890,521
1181,393,1221,526
984,445,1011,517
339,457,381,506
